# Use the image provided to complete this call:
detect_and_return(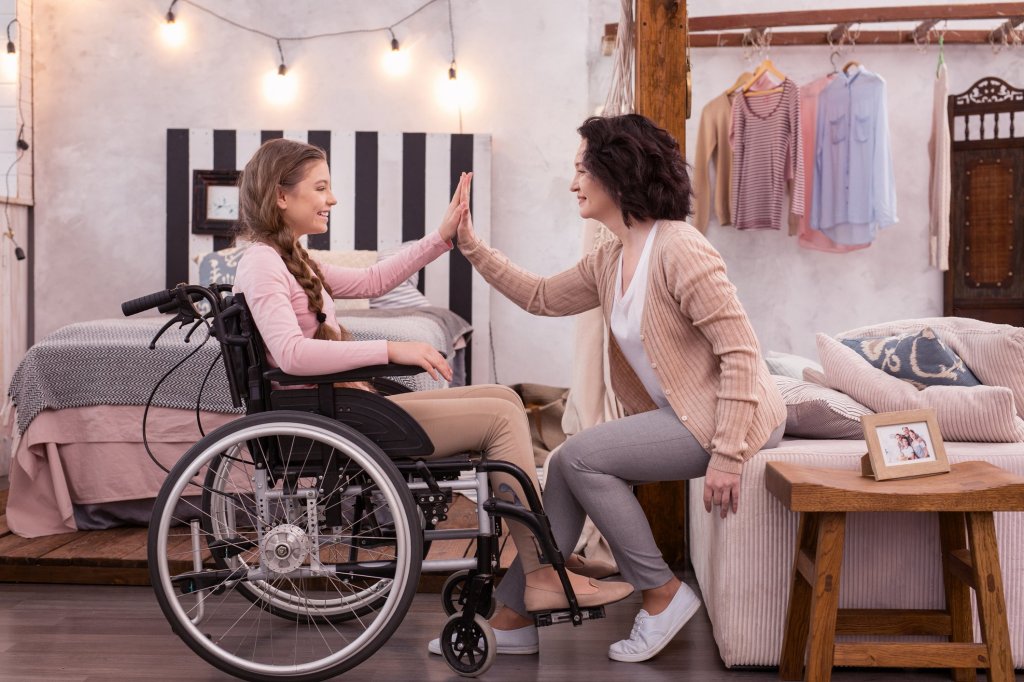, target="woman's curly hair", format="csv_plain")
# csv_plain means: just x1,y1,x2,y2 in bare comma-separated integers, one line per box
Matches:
577,114,692,227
